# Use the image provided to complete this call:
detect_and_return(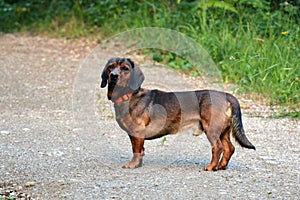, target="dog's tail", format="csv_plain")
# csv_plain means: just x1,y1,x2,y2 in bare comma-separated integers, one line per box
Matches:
227,94,256,150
